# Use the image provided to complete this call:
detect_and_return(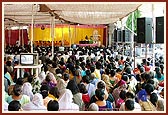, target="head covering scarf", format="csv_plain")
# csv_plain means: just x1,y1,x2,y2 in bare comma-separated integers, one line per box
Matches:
38,71,46,84
102,74,112,88
22,93,47,111
46,71,57,84
119,79,126,86
137,89,147,101
56,78,67,91
118,79,128,90
112,80,127,102
32,93,45,106
58,89,79,111
22,82,34,101
88,103,99,111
